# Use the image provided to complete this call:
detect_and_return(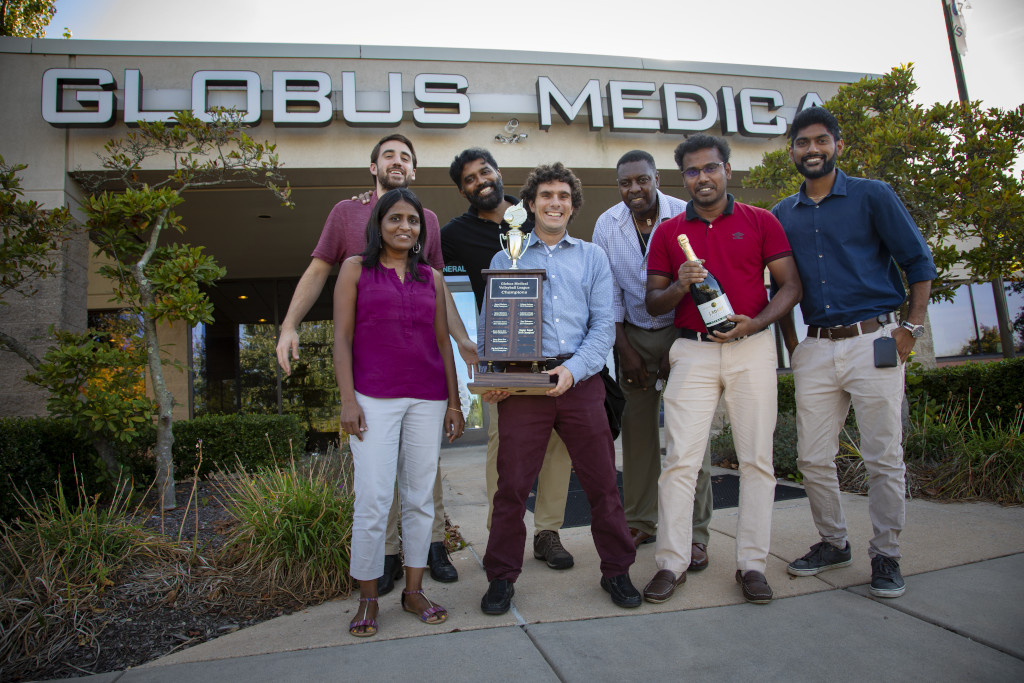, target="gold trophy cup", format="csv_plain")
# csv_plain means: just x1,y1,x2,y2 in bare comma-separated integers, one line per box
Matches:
499,202,530,269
